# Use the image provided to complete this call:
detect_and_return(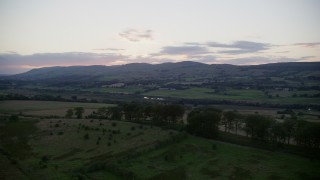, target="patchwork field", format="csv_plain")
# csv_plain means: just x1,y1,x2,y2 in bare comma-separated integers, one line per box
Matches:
143,88,320,104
